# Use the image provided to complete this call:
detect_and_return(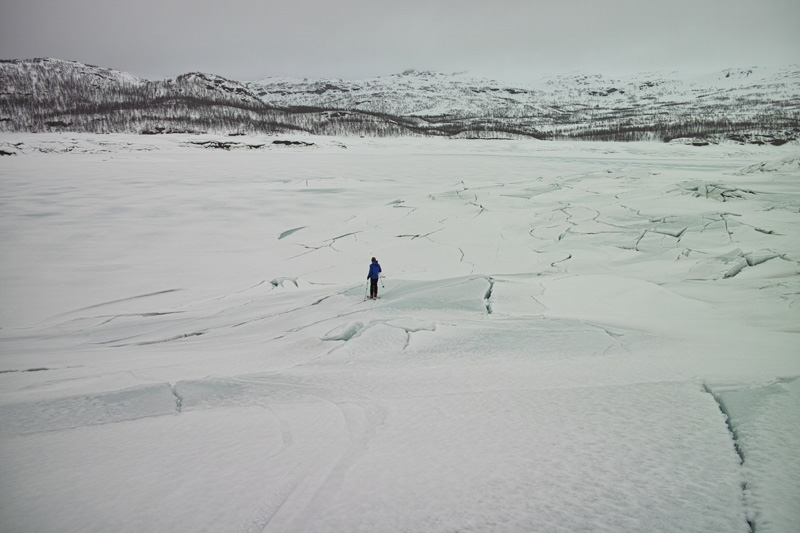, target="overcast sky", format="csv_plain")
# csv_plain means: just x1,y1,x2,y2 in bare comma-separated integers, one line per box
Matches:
2,0,799,83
